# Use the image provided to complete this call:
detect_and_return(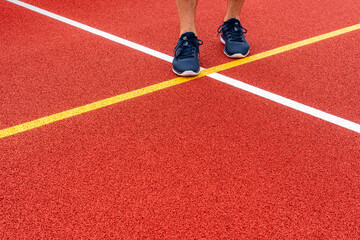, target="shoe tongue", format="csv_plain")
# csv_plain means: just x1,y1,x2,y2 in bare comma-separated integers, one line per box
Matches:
180,32,197,40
